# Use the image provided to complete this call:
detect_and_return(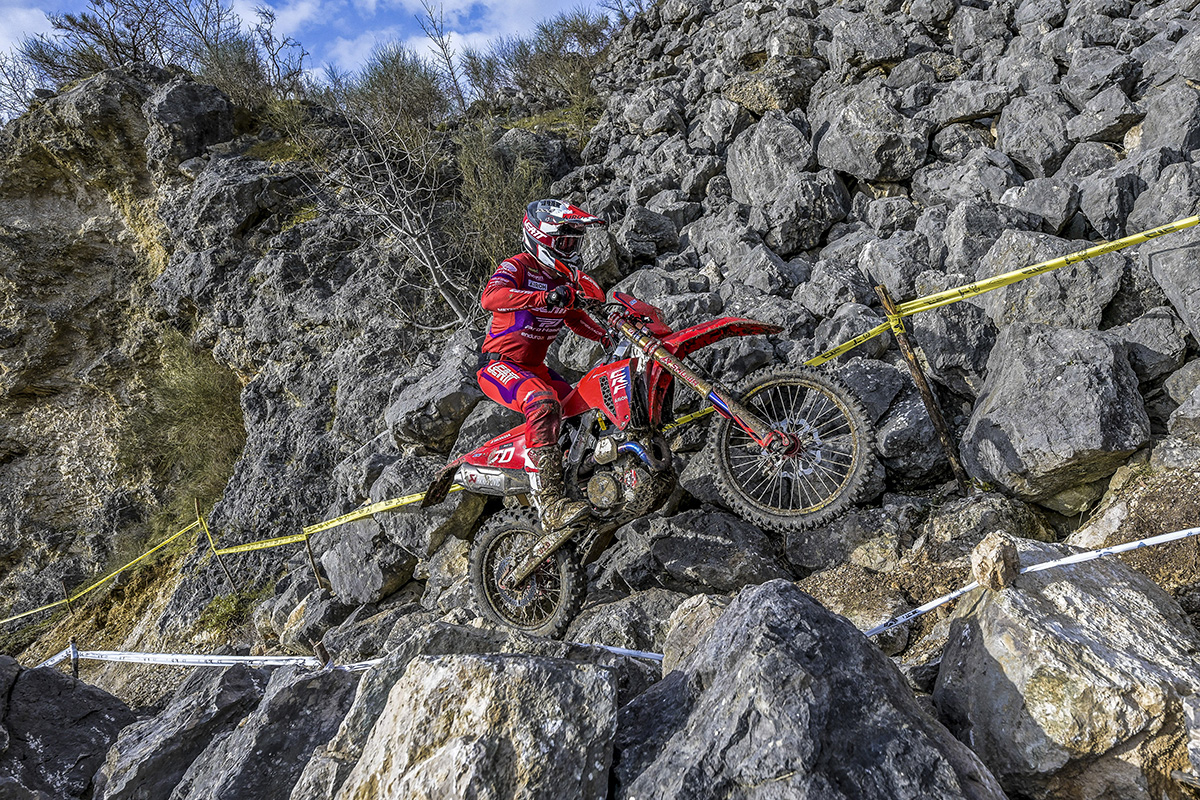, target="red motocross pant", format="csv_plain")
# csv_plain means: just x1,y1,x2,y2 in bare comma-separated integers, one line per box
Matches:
477,358,573,450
